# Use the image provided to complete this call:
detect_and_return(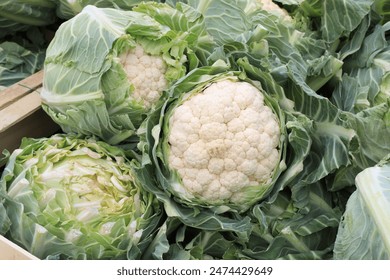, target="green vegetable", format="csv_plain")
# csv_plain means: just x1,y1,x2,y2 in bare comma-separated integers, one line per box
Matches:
56,0,162,19
373,0,390,24
171,0,344,97
0,134,163,260
166,0,253,46
333,22,390,112
1,0,388,261
150,181,341,260
297,0,374,43
156,72,285,212
136,59,328,239
0,41,45,87
41,4,212,145
334,158,390,259
0,0,57,38
0,25,51,88
220,2,390,193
